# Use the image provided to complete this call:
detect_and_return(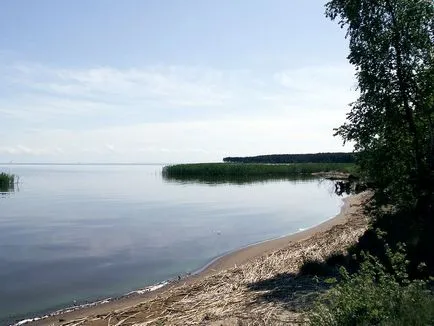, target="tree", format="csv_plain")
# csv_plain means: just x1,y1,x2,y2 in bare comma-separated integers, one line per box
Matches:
326,0,434,214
